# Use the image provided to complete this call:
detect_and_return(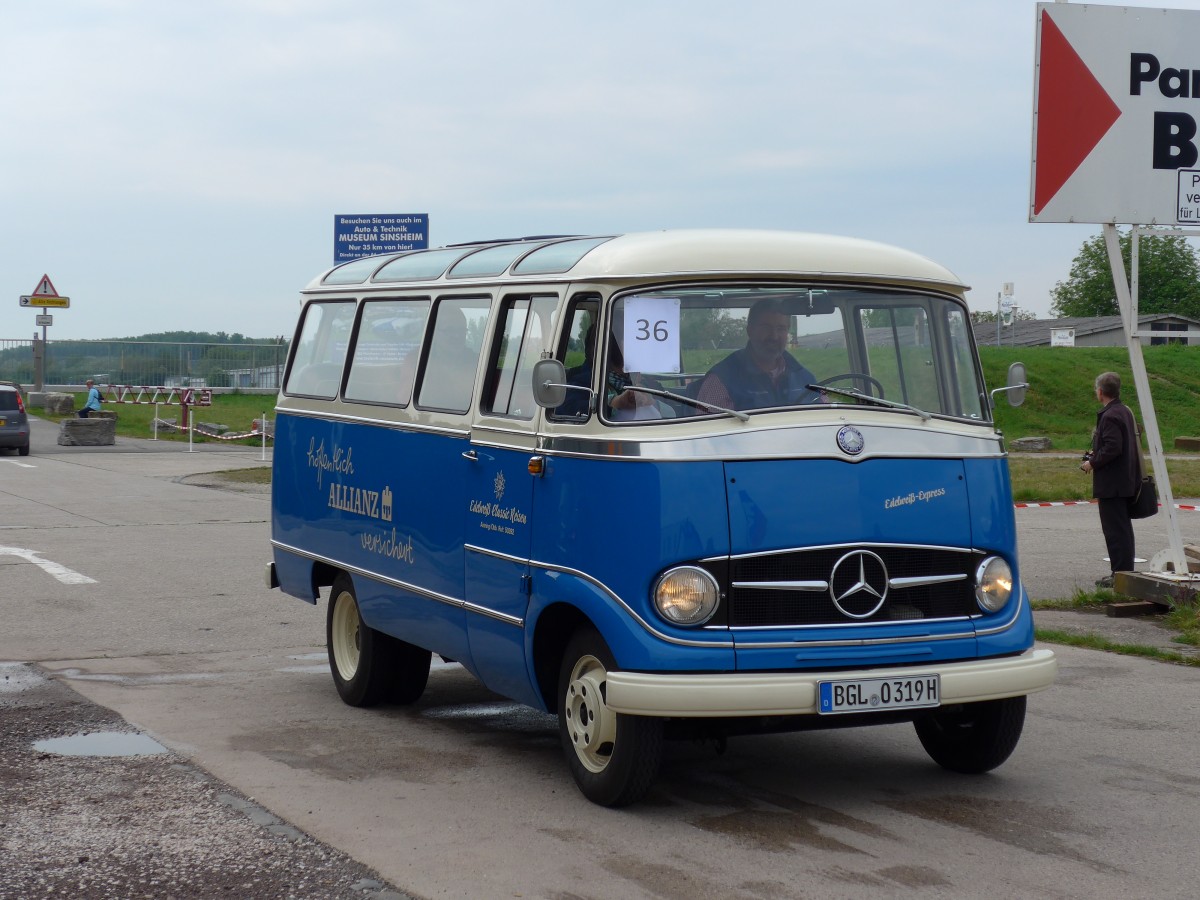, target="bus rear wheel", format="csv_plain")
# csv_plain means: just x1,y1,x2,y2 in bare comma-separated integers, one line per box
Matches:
326,574,430,707
914,695,1026,774
557,626,663,807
